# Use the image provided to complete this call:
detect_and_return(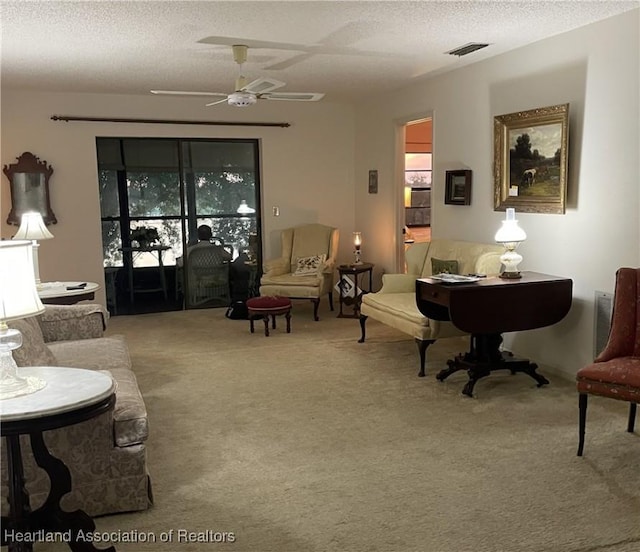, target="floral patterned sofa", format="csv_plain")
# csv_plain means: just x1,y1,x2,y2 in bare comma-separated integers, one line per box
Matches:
1,304,152,517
